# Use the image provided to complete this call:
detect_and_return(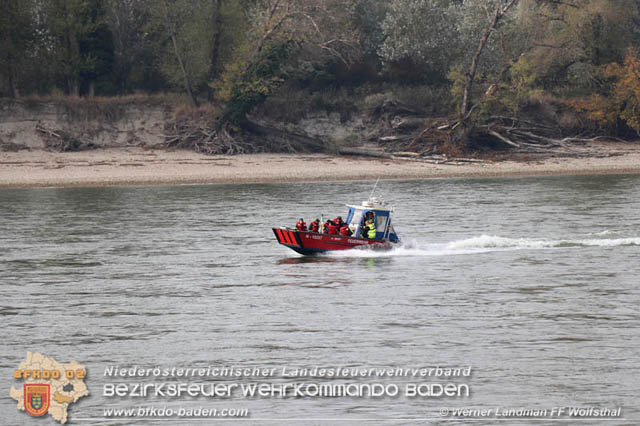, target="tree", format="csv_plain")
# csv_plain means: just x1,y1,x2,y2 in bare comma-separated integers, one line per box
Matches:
106,0,154,94
144,0,236,105
0,0,35,97
379,0,462,80
247,0,358,63
459,0,518,119
158,0,202,106
571,49,640,135
350,0,390,64
80,0,115,96
43,0,114,96
214,0,358,123
208,0,224,83
516,0,639,90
